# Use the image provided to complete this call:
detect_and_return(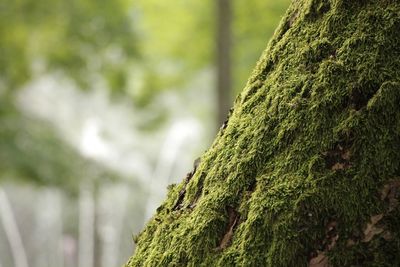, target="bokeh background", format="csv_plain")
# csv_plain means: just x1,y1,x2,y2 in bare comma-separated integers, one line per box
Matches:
0,1,290,266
